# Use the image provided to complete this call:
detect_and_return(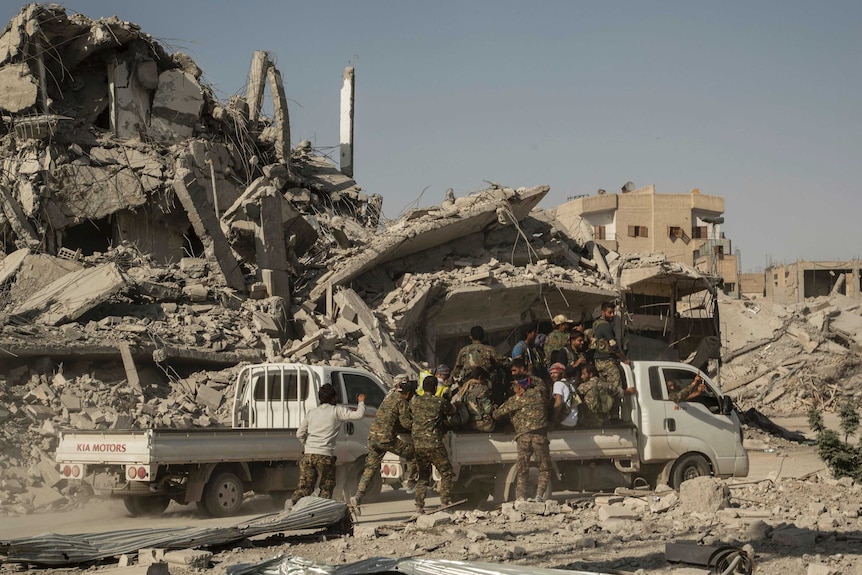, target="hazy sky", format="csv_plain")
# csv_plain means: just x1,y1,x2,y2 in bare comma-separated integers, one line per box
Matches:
4,1,861,272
